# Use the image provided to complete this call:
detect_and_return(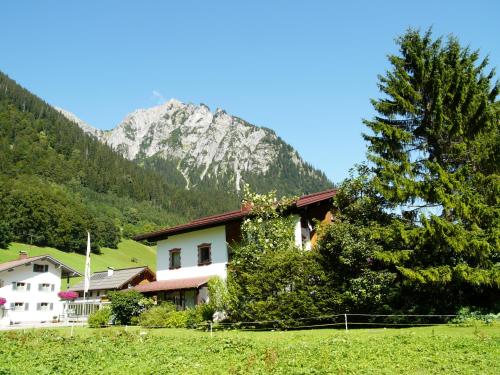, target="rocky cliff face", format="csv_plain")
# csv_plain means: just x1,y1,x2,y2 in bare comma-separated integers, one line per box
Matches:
60,99,332,194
